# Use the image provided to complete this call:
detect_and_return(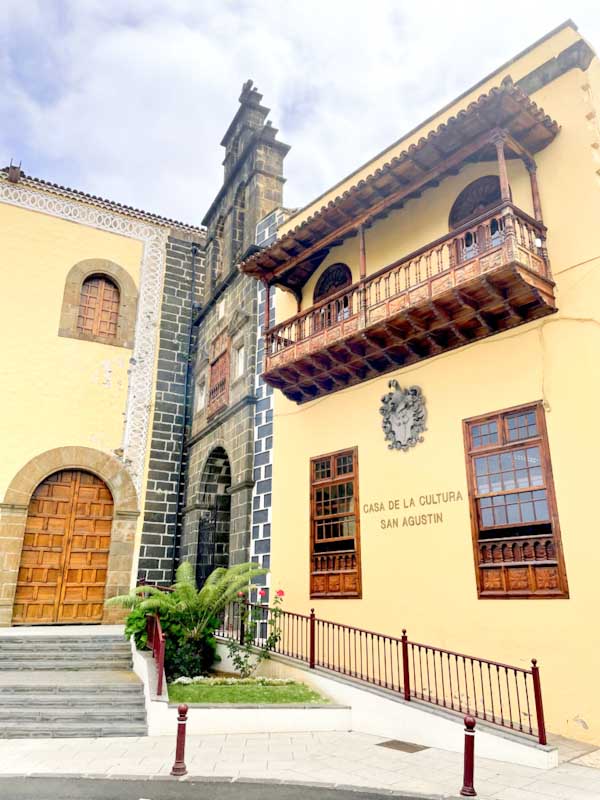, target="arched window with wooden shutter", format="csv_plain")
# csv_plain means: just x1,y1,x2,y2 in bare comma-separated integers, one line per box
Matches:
77,275,120,339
